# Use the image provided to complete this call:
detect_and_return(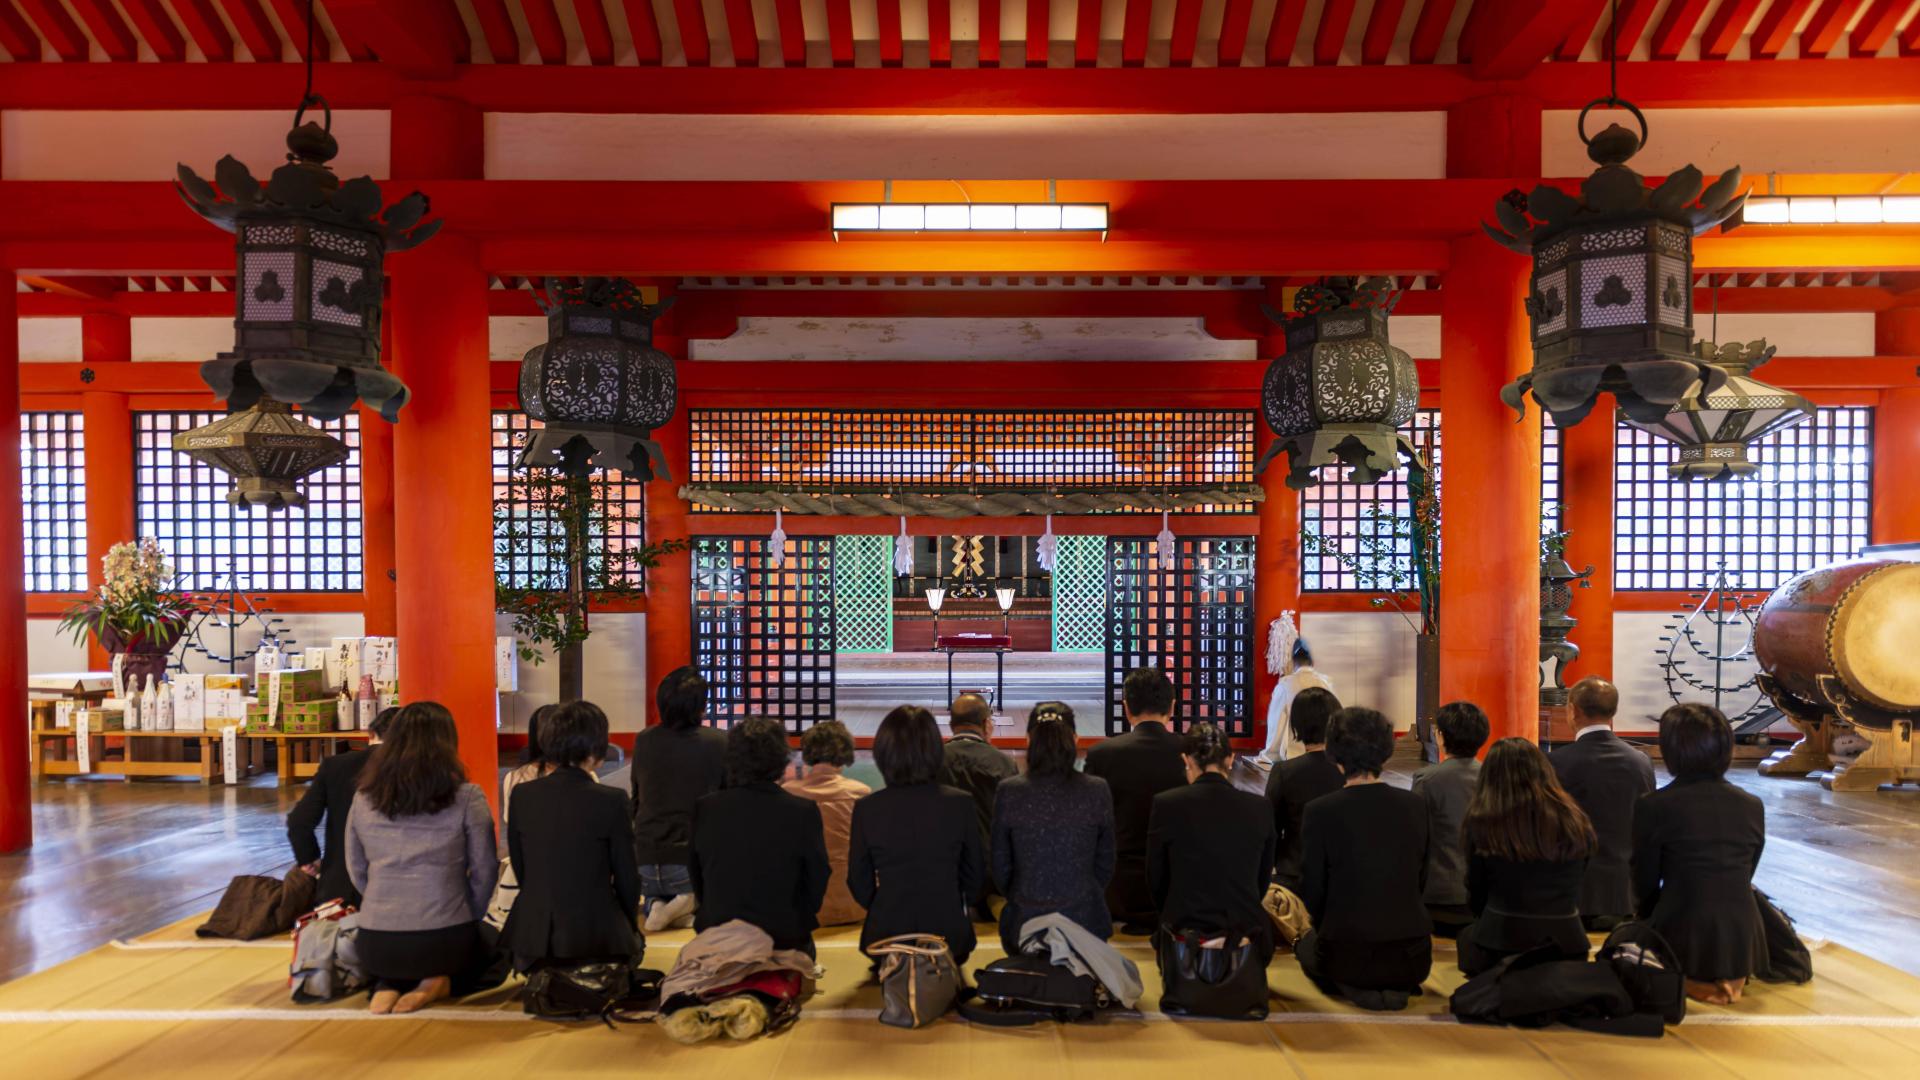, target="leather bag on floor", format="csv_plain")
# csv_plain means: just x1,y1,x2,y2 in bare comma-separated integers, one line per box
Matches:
1261,883,1311,948
1157,929,1269,1020
198,868,318,941
525,961,665,1023
867,934,962,1028
958,951,1107,1026
1751,887,1813,984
